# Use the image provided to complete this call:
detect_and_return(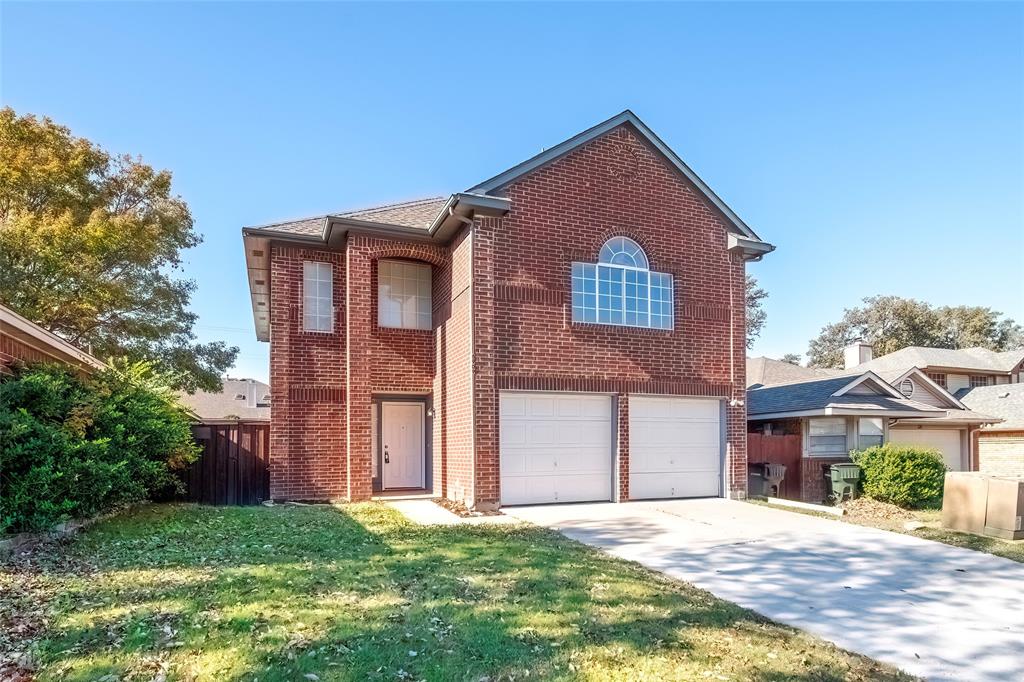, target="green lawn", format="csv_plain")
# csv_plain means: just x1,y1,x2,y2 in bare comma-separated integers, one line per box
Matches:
1,503,912,681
